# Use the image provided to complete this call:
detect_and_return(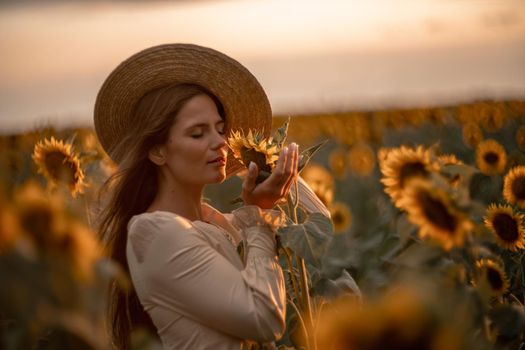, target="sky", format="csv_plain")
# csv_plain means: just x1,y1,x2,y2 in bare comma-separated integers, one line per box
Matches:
0,0,524,132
